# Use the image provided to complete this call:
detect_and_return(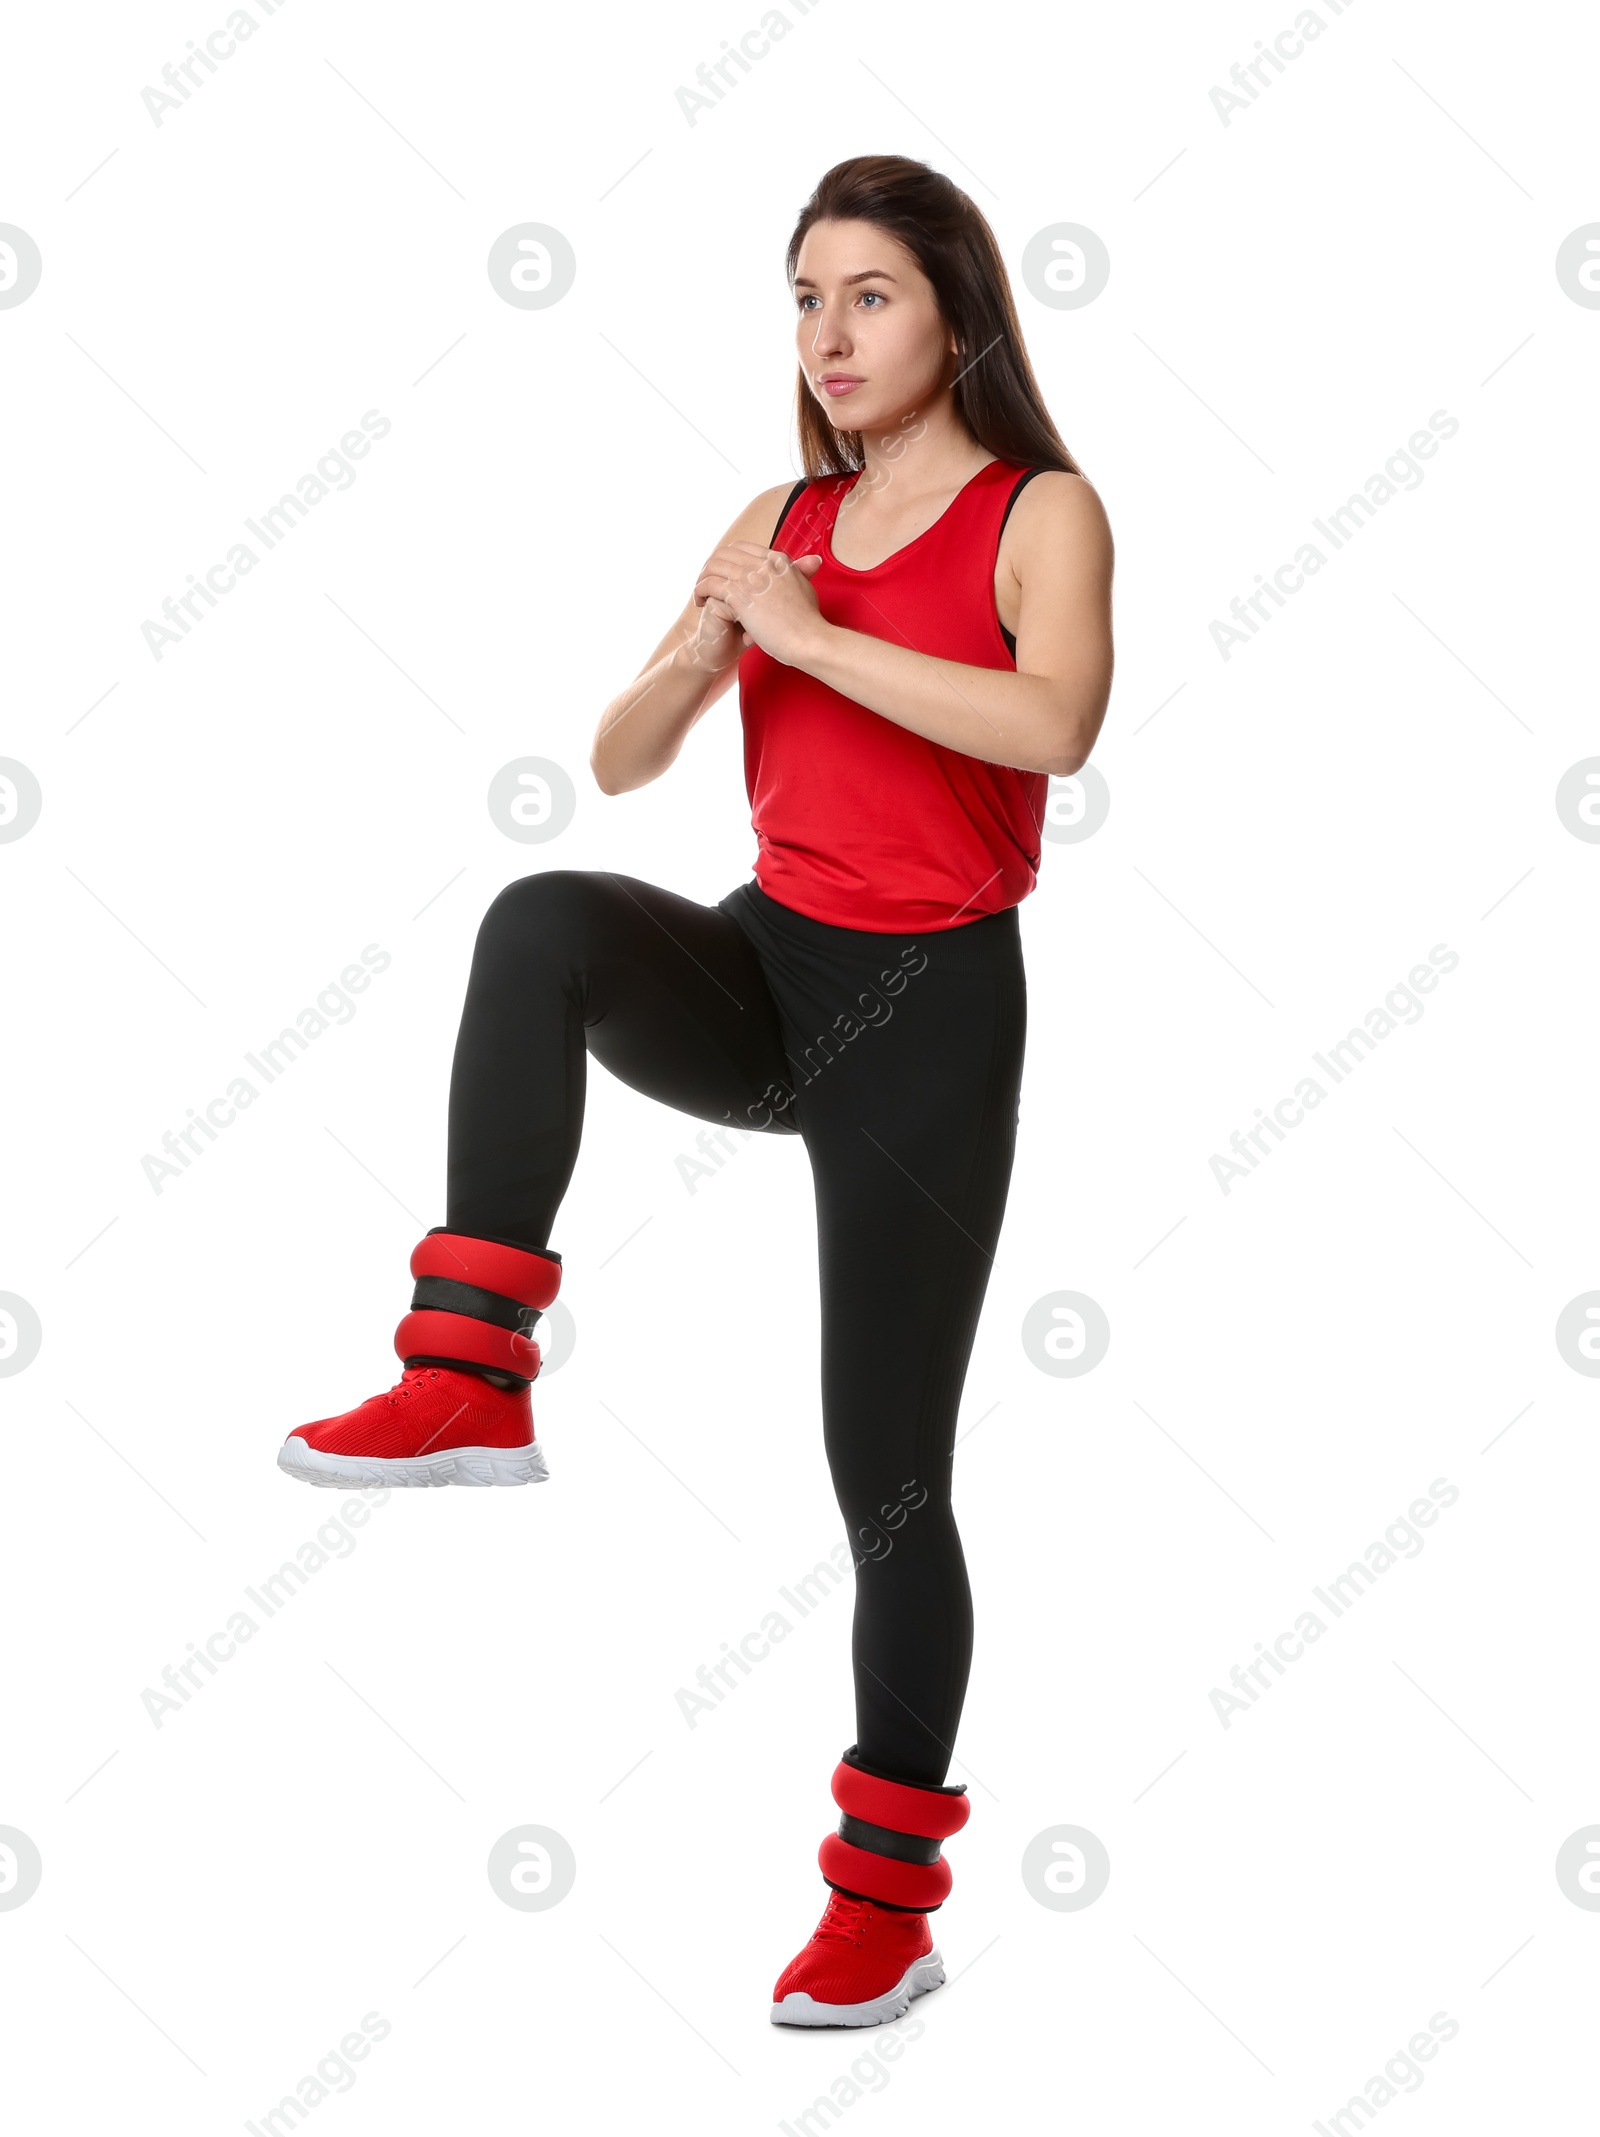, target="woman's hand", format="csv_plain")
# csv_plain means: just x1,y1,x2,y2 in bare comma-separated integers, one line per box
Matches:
694,542,826,667
591,481,821,795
